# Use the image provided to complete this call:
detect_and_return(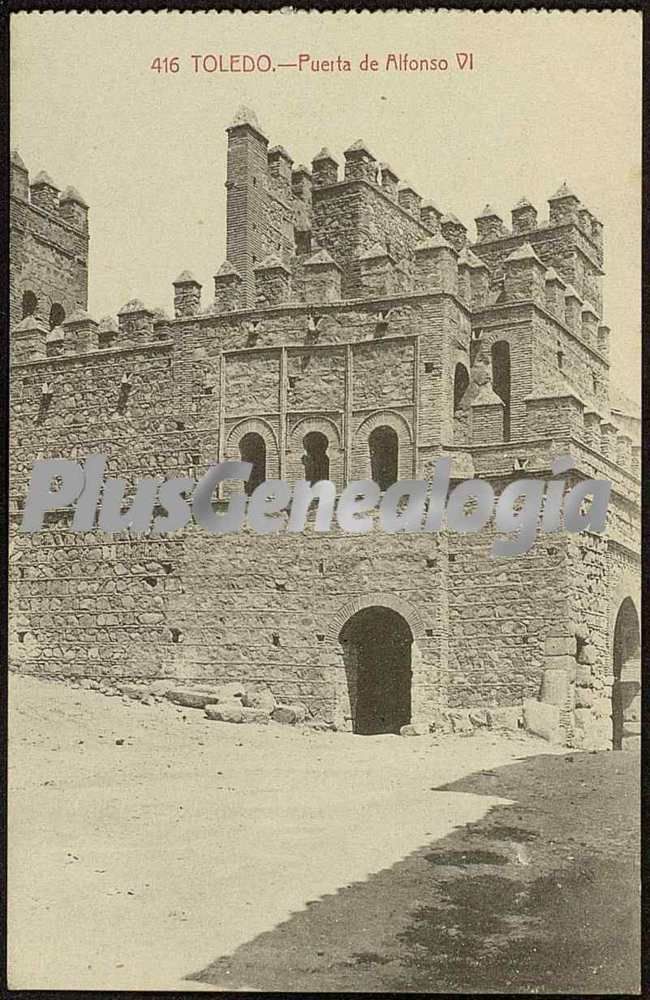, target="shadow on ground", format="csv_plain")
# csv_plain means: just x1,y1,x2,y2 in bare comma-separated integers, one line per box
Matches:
188,748,640,993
